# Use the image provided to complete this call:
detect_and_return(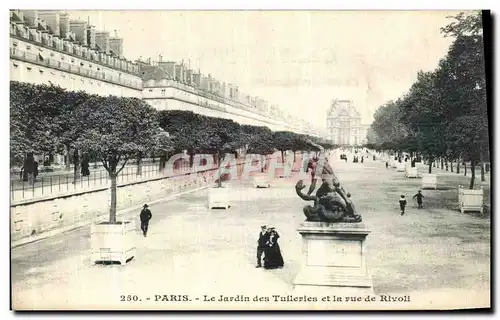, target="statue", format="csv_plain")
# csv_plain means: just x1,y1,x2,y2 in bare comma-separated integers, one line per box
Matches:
298,139,362,223
295,179,362,223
